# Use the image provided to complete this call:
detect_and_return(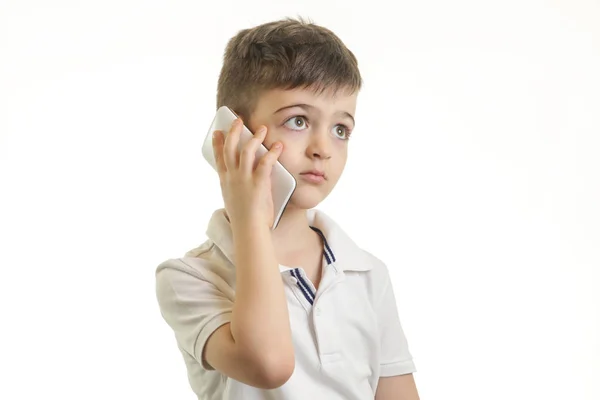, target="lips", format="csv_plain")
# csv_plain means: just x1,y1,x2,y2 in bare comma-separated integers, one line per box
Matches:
300,170,325,178
300,169,326,184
